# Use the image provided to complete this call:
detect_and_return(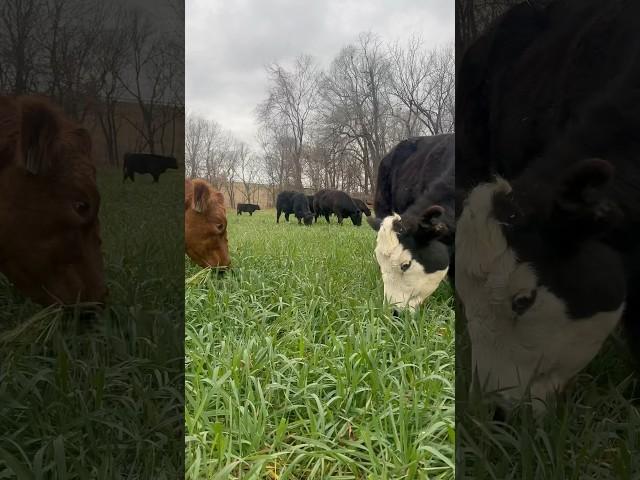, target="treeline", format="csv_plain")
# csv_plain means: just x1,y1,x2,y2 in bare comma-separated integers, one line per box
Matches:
187,32,453,199
0,0,184,164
